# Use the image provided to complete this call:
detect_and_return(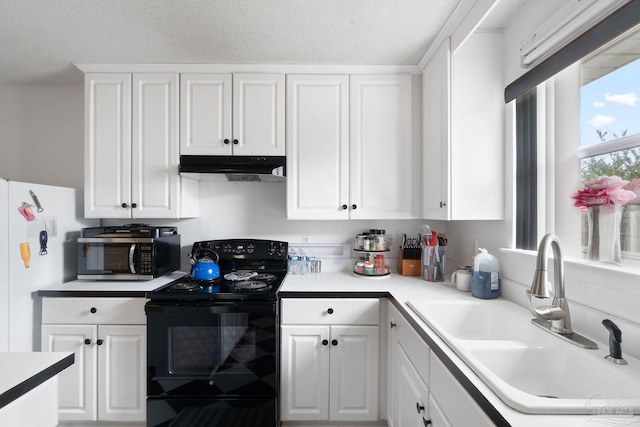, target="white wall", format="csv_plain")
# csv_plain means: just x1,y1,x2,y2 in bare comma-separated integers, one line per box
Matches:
444,0,640,360
0,85,84,189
